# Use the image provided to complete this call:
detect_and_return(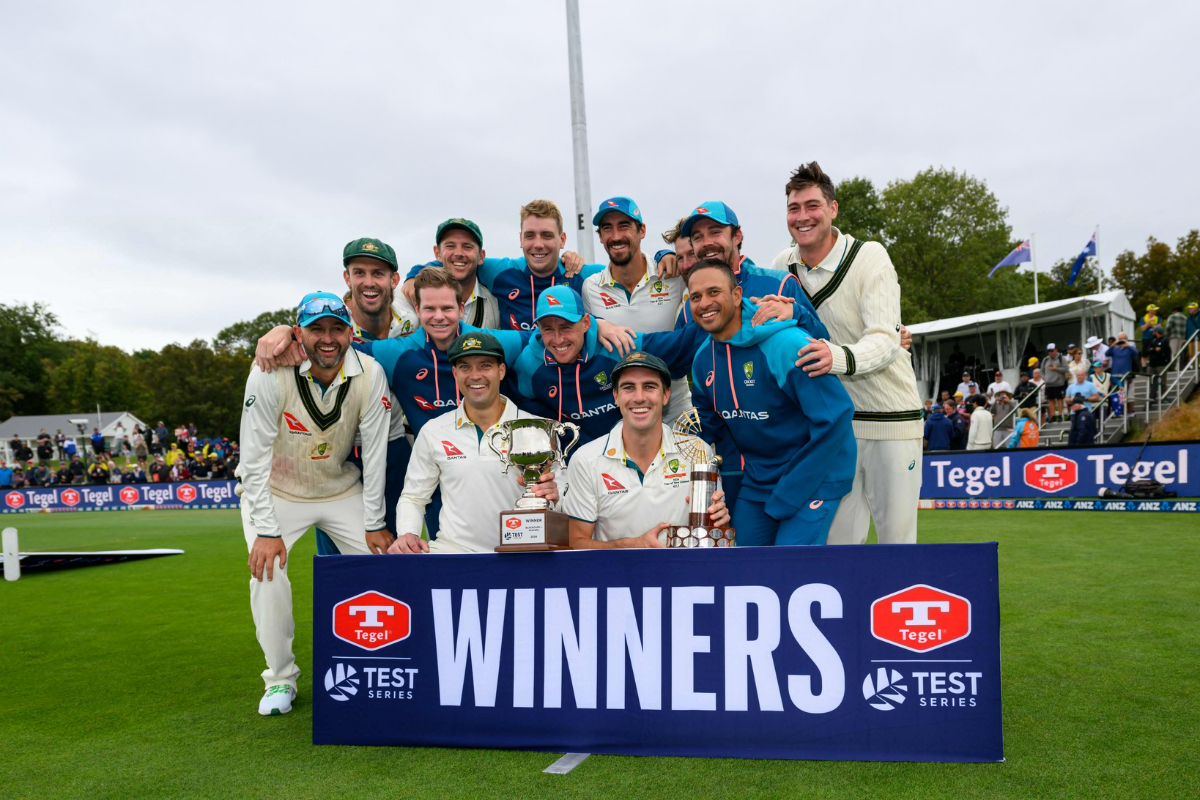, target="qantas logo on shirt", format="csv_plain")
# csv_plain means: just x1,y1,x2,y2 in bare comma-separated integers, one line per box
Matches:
381,396,391,410
441,441,466,459
509,314,535,331
283,412,311,435
415,396,435,411
599,292,619,308
720,409,771,421
601,473,627,494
